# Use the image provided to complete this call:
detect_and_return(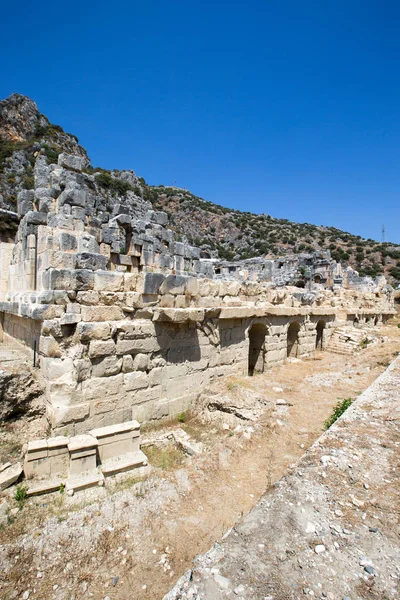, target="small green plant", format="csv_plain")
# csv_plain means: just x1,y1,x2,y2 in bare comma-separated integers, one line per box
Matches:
14,484,28,508
59,483,65,494
324,398,353,430
360,338,372,349
177,412,186,423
